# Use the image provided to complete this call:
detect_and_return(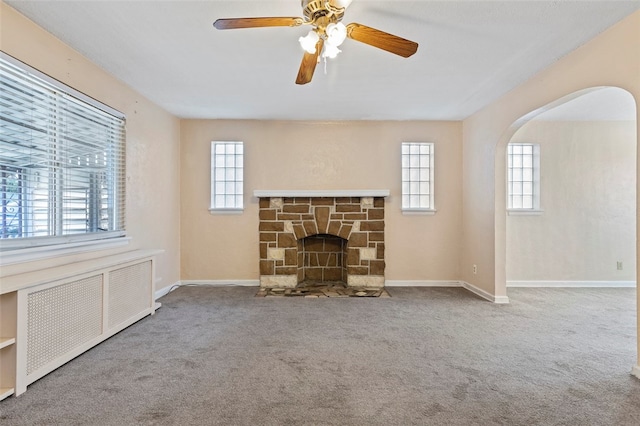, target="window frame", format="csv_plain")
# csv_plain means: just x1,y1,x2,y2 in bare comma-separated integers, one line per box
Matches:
507,142,542,215
0,52,127,262
401,142,436,215
210,141,244,214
